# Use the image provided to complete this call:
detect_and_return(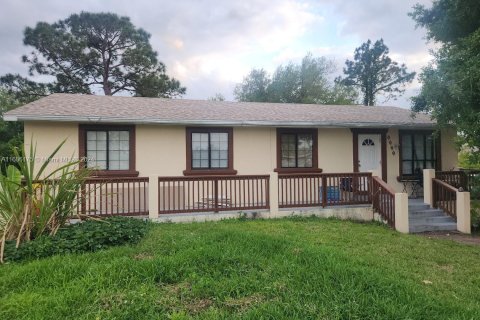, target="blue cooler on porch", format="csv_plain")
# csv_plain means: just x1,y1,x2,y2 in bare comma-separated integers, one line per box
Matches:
319,186,341,202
